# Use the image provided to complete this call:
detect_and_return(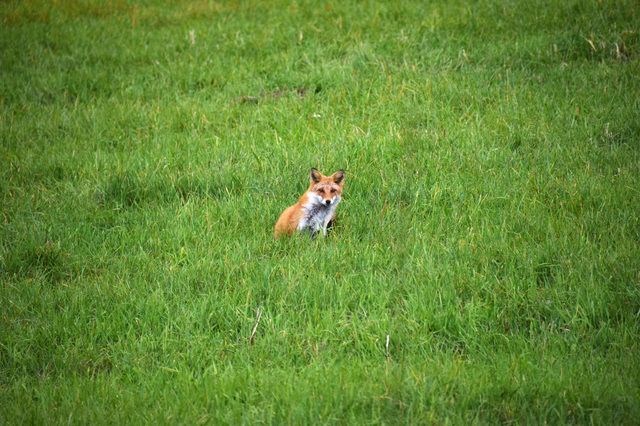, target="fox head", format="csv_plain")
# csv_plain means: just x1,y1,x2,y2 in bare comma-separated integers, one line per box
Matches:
307,168,345,207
